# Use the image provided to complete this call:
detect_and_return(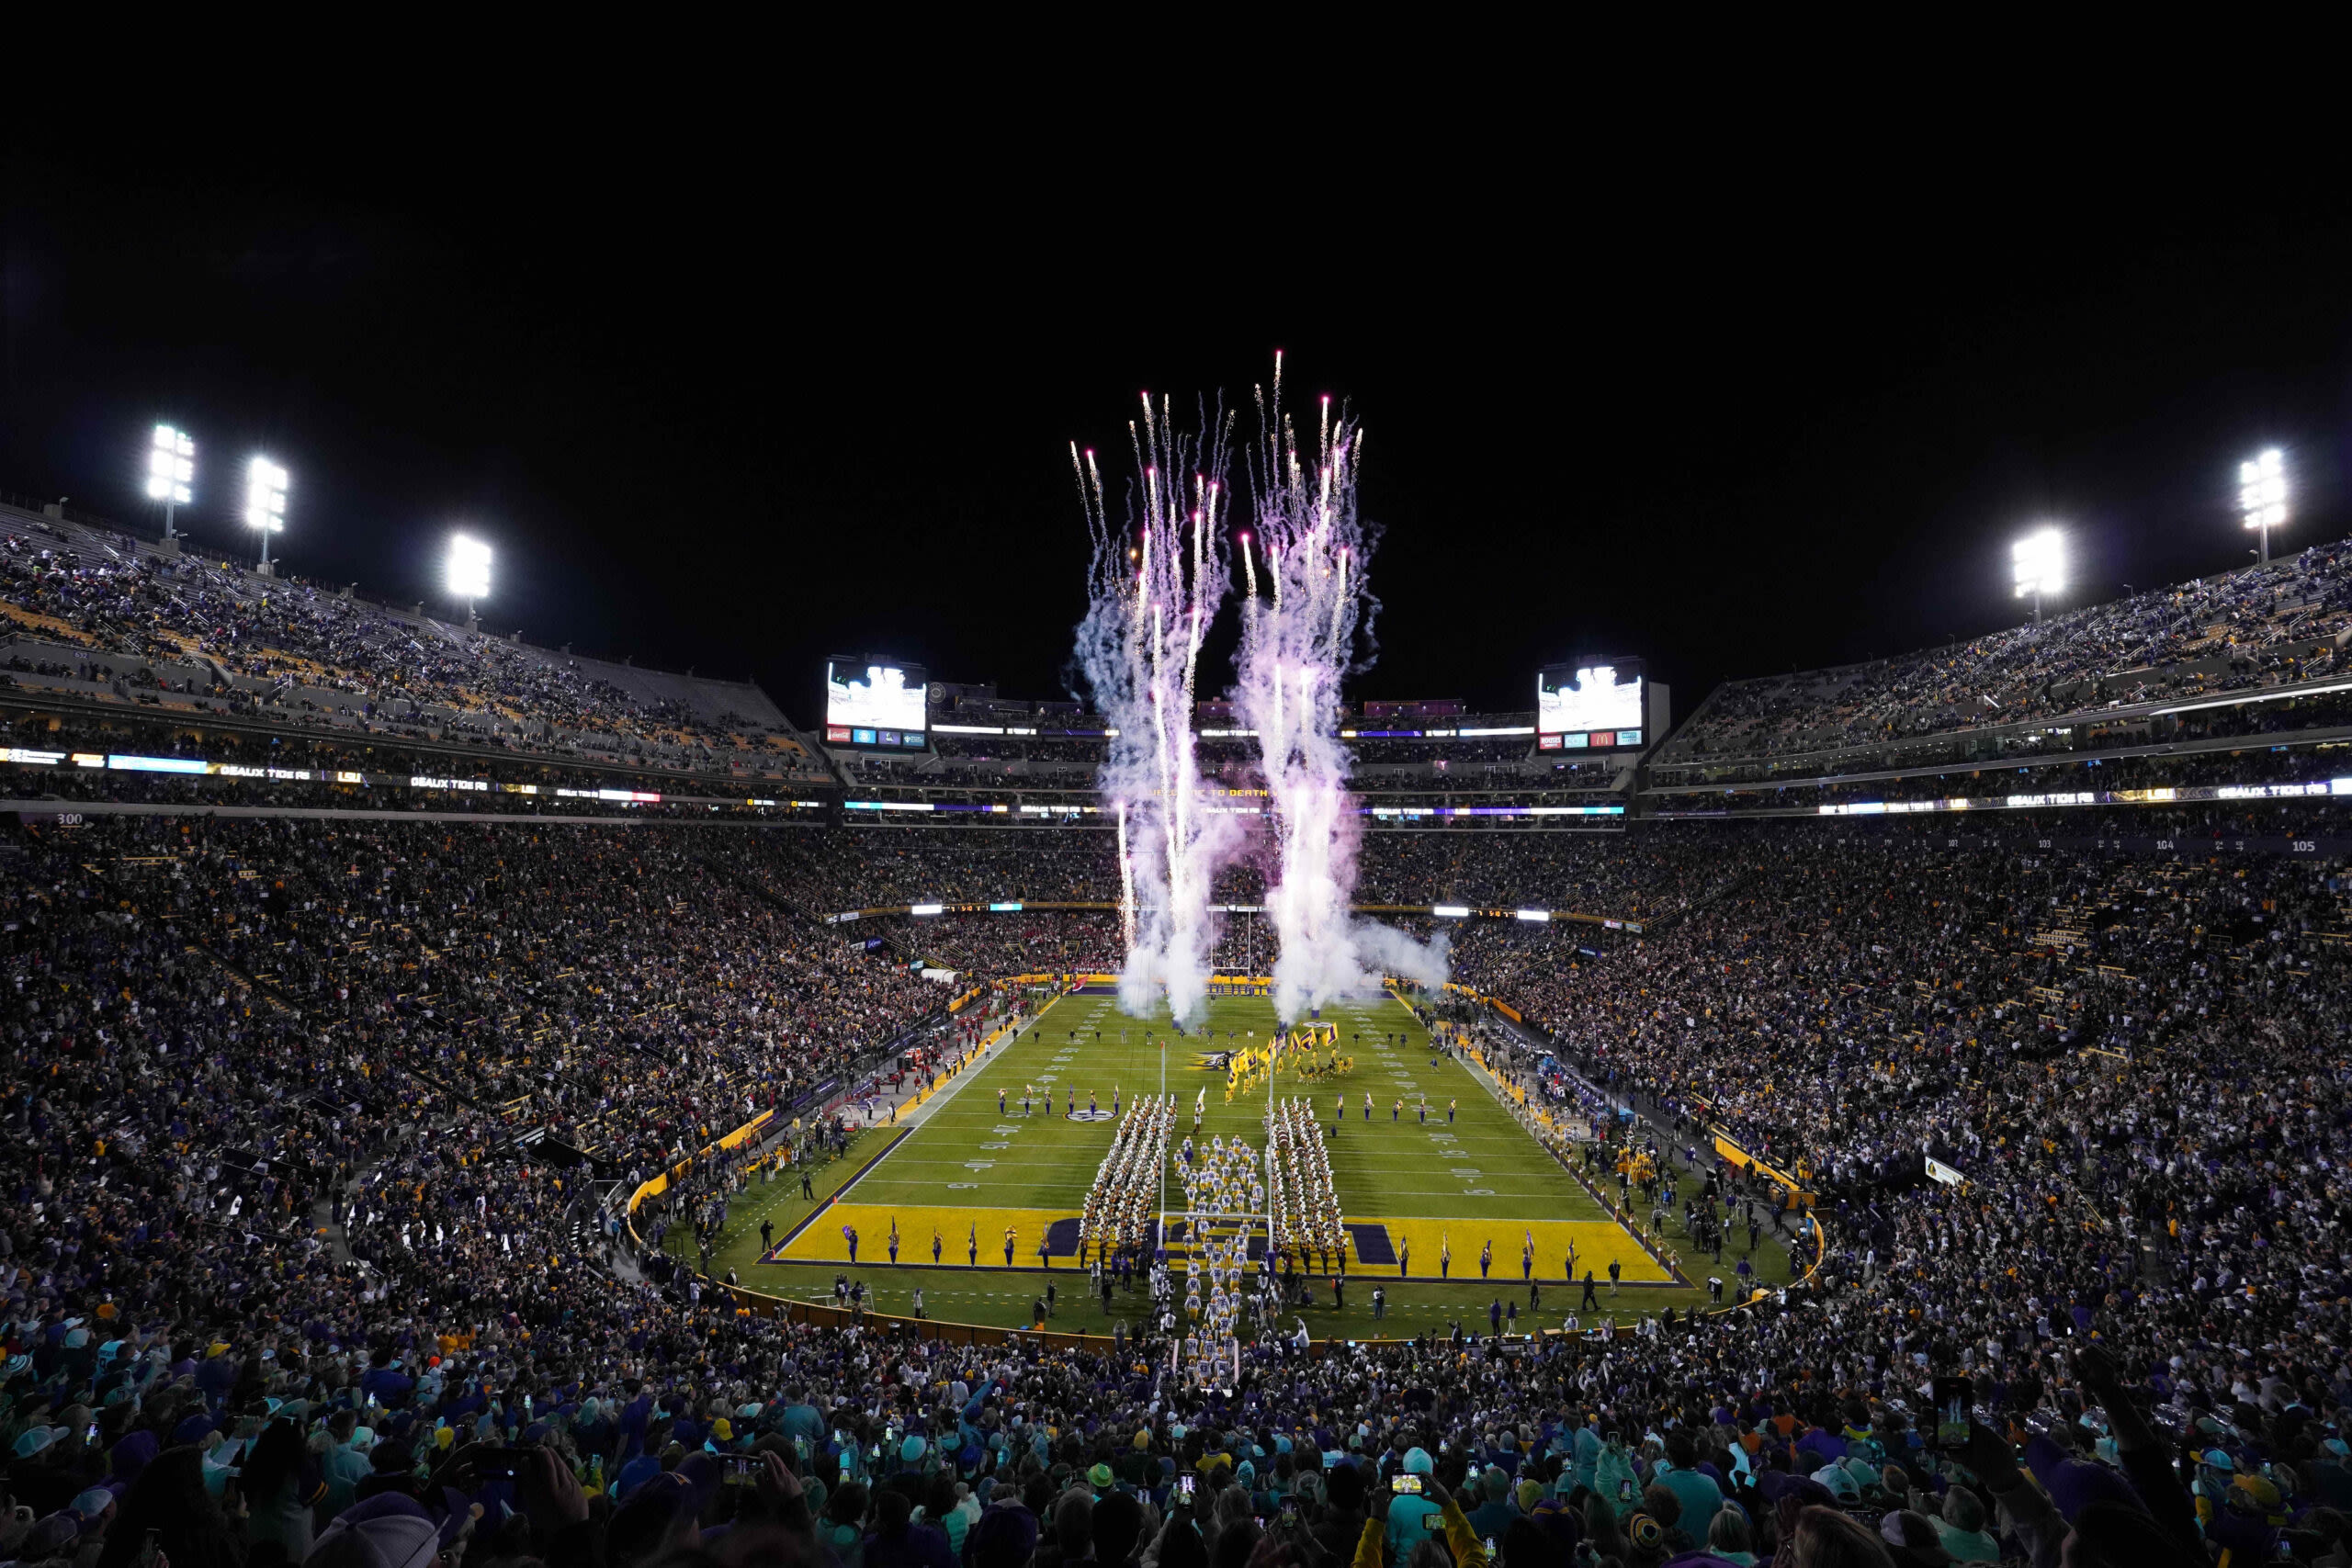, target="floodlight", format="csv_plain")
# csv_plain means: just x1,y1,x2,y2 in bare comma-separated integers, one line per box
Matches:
145,424,194,508
446,534,492,602
2012,527,2064,623
244,457,288,570
2240,447,2289,564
